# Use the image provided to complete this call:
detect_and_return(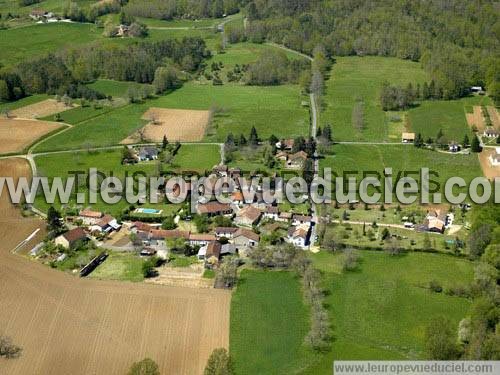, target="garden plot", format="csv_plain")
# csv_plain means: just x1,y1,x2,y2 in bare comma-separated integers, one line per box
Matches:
122,107,211,143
